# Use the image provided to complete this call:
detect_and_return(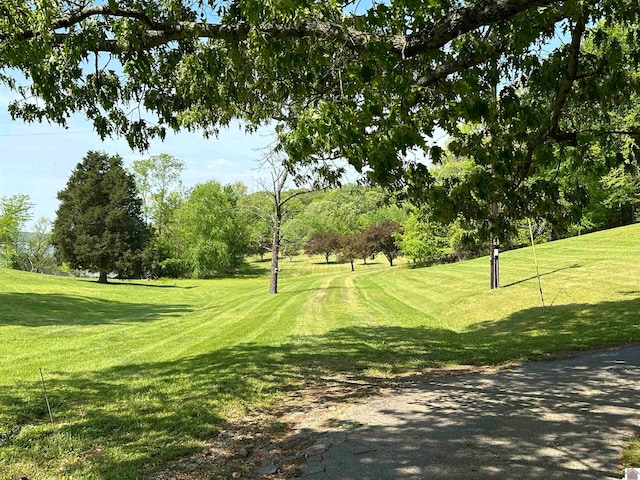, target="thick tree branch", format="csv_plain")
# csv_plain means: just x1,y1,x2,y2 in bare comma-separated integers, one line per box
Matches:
415,40,507,88
3,0,571,59
60,5,161,29
577,128,640,136
519,13,587,183
415,7,568,88
575,53,609,80
547,13,586,139
404,0,570,57
3,8,392,51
